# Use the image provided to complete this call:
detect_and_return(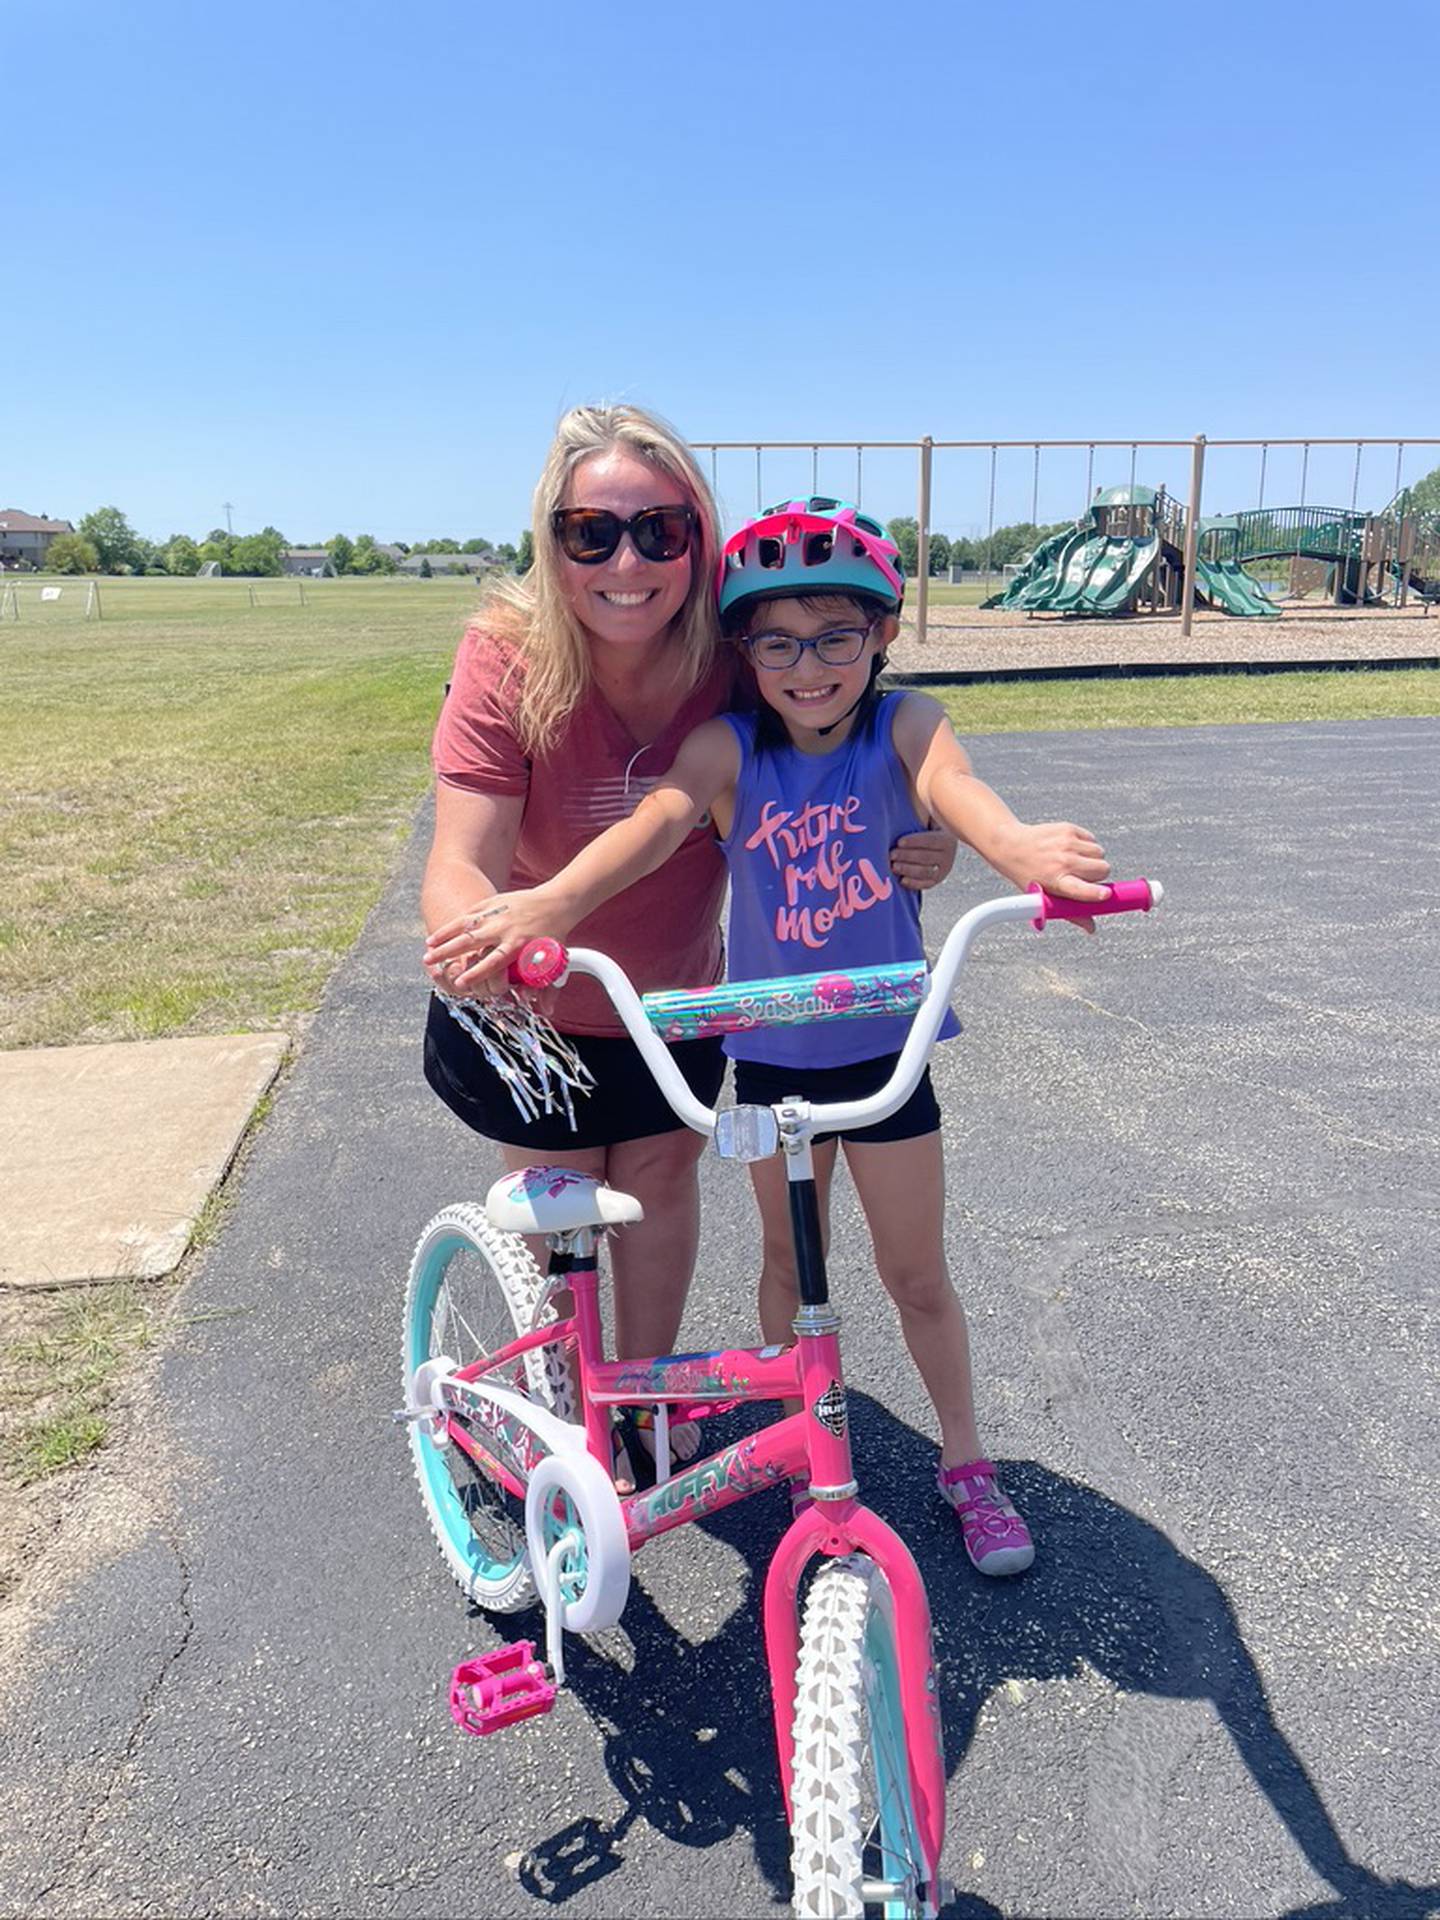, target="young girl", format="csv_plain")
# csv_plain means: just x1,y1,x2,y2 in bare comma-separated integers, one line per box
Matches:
439,500,1111,1574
